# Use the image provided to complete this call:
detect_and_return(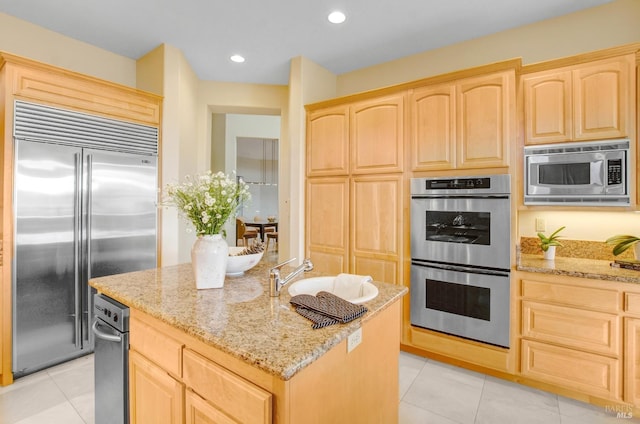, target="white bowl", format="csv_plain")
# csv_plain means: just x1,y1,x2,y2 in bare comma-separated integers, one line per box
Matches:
288,276,378,304
226,247,264,276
